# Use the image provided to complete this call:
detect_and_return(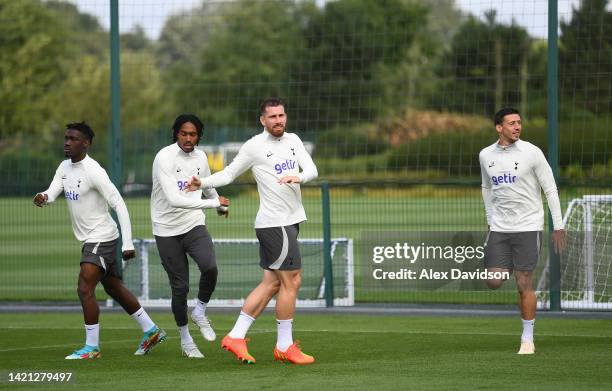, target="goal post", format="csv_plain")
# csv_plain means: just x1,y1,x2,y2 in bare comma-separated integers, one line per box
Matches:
108,238,354,308
537,195,612,310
